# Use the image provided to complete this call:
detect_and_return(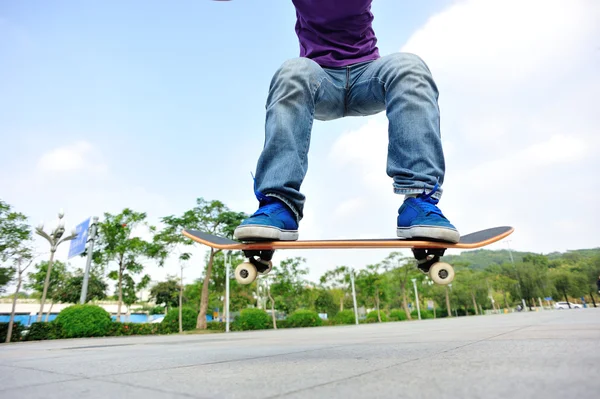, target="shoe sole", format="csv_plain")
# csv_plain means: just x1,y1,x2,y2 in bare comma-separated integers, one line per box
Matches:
397,225,460,243
234,225,299,241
